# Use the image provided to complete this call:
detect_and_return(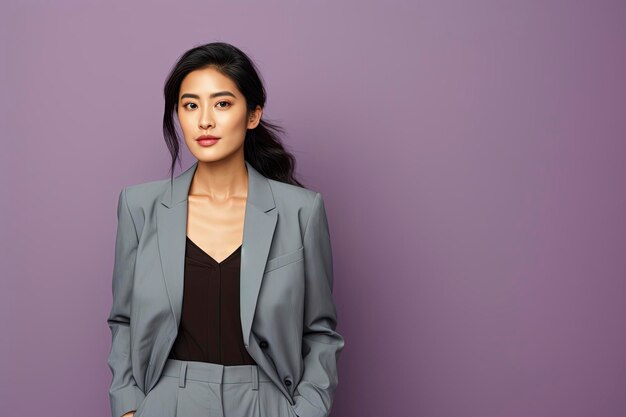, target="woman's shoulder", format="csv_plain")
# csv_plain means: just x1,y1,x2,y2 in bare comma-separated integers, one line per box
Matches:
120,178,171,208
267,178,320,205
